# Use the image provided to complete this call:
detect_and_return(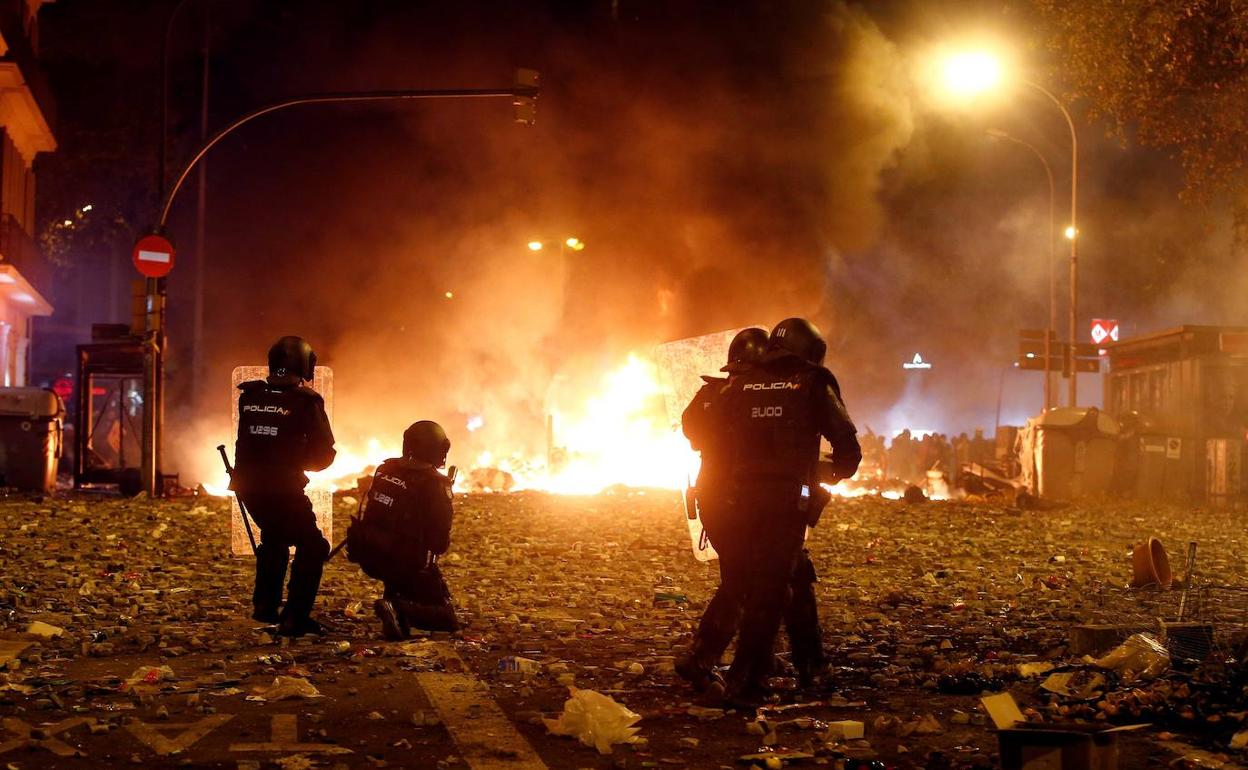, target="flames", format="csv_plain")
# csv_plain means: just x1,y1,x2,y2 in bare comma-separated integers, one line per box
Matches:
481,354,696,494
202,352,950,501
204,354,699,497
